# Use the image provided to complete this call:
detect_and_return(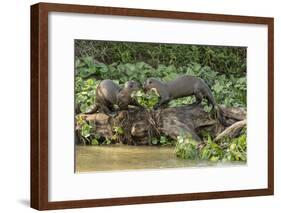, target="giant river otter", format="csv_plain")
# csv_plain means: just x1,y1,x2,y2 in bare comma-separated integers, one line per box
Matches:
87,79,141,114
143,75,227,126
